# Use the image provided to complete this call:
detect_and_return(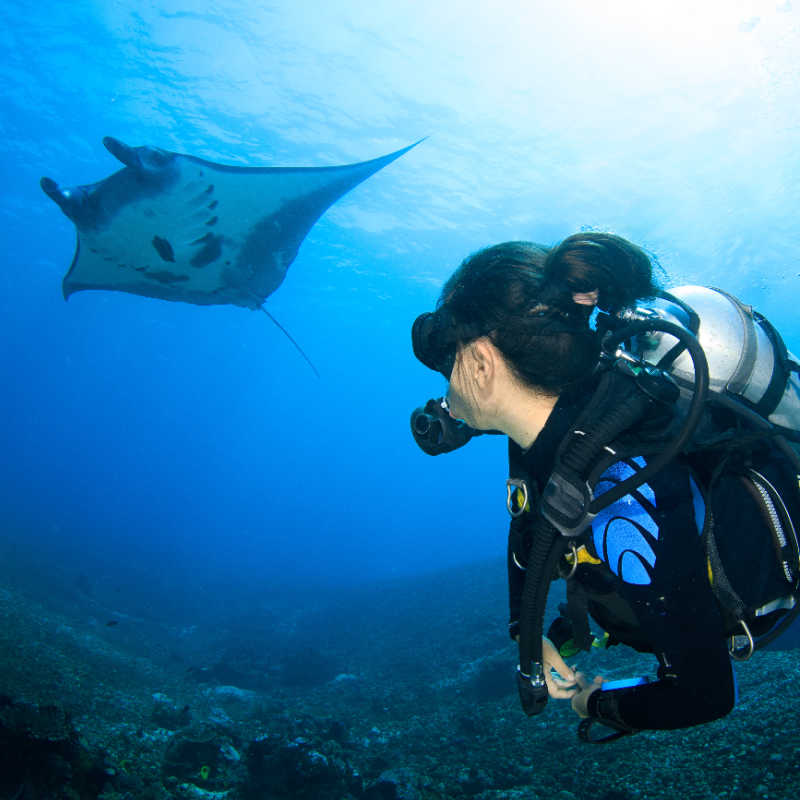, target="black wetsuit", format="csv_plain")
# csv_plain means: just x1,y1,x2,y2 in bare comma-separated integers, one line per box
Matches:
507,384,739,732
